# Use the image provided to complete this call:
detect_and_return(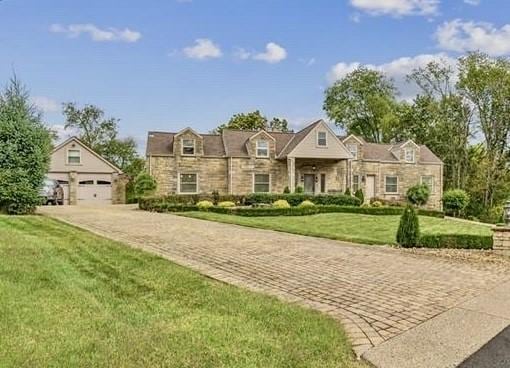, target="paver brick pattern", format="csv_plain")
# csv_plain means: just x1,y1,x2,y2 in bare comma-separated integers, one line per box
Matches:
40,205,510,355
